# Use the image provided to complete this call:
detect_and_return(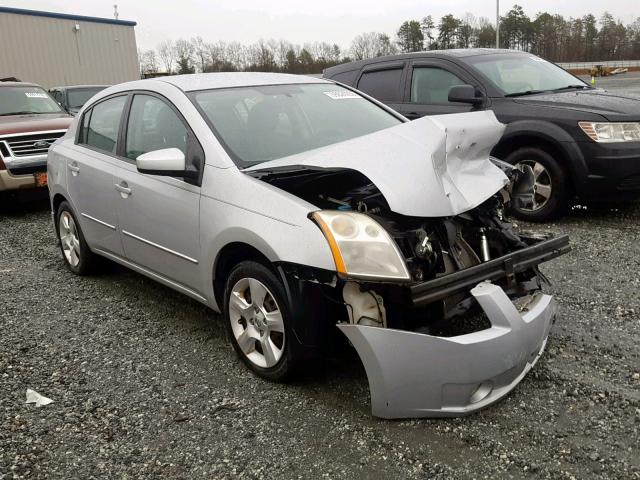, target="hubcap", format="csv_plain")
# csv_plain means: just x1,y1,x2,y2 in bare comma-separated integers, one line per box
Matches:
516,160,552,212
229,278,285,369
59,211,81,267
